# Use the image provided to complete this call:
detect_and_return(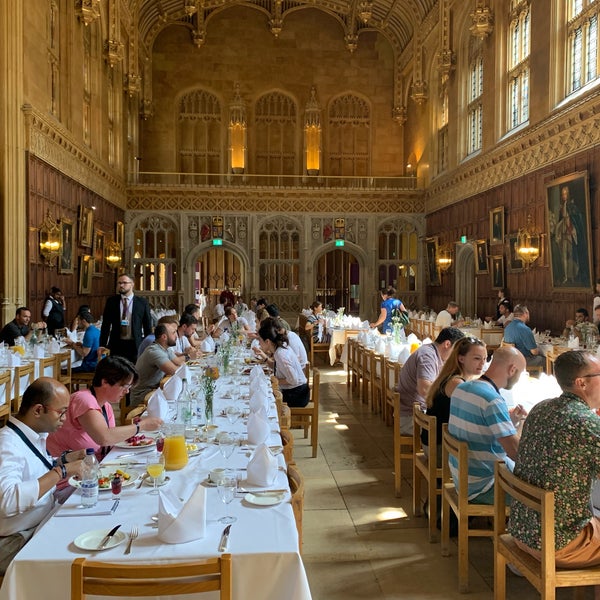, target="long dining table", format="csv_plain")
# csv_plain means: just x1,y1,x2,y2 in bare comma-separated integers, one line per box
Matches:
0,359,312,600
